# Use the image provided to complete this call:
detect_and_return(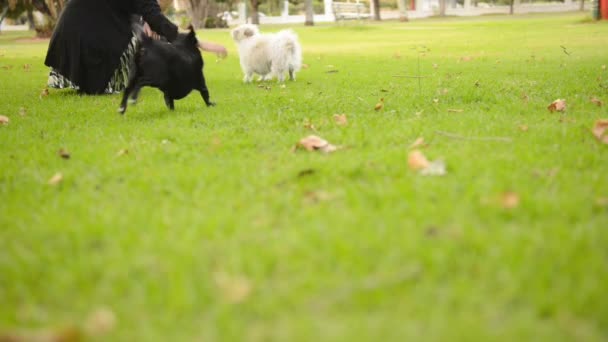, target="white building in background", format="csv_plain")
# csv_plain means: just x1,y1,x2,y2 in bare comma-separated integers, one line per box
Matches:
171,0,582,25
